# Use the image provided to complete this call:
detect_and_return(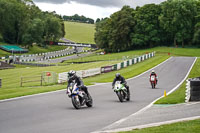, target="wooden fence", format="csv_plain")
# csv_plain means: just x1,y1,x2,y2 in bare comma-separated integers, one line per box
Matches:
21,75,43,87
